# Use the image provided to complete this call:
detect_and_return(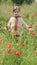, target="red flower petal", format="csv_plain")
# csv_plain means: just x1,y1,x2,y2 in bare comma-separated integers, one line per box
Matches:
7,44,11,49
22,43,26,46
0,38,2,43
14,51,21,56
31,30,35,36
7,49,12,54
